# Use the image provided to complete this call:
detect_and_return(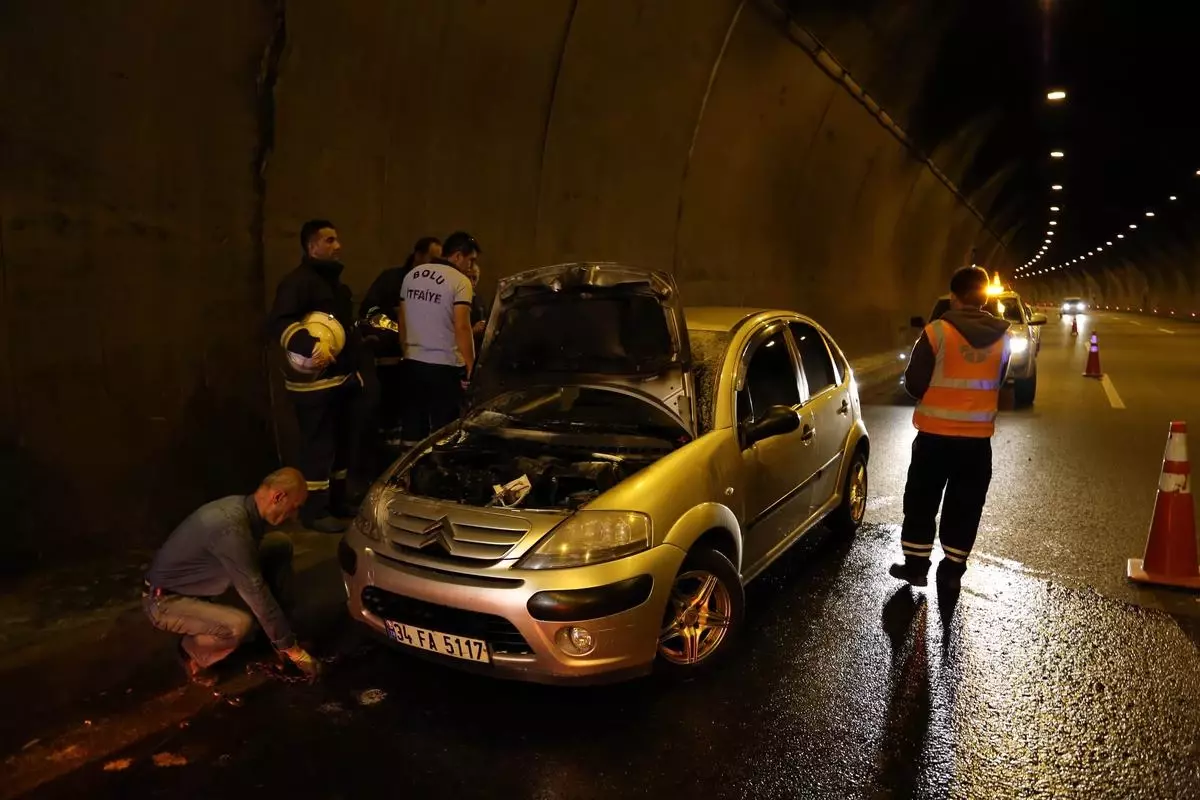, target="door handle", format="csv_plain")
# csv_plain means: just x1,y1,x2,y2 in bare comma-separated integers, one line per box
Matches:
838,399,850,415
801,424,816,442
